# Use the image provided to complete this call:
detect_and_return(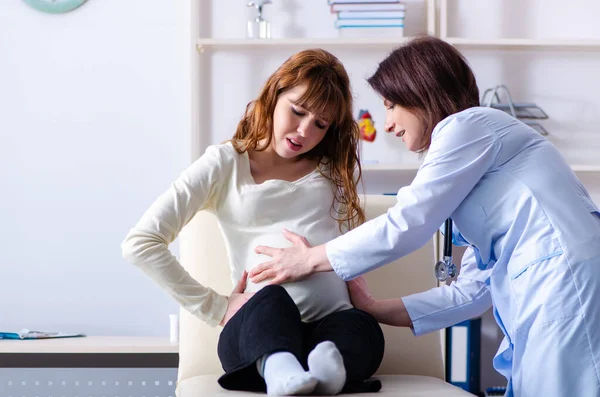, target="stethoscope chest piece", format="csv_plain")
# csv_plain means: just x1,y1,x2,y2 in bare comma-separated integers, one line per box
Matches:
435,256,457,282
435,218,457,282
